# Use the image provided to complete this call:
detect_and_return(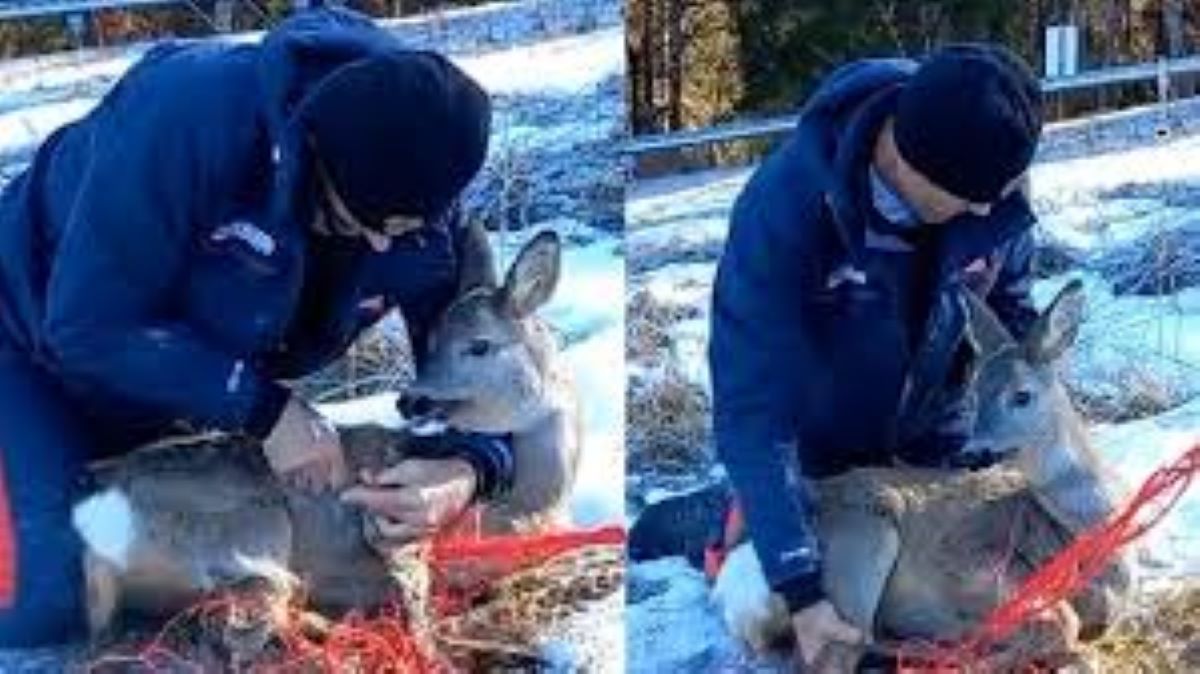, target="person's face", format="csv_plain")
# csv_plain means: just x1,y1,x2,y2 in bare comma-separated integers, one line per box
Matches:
876,121,1023,225
311,148,426,253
